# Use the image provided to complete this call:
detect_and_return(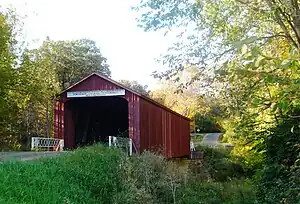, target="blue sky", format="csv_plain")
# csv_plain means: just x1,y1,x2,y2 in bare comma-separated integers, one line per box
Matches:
1,0,177,89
